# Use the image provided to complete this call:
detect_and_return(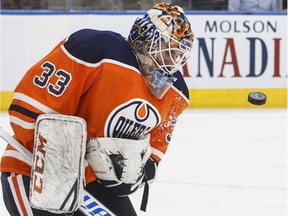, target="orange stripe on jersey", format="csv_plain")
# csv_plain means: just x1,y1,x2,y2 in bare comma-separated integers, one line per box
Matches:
10,175,29,216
